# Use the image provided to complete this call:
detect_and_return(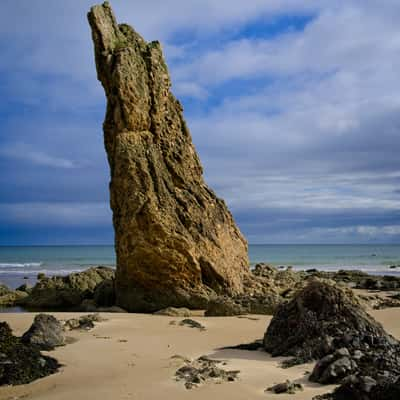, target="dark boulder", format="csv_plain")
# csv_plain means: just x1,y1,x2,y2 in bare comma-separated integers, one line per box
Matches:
263,279,396,366
22,314,65,351
0,322,59,386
